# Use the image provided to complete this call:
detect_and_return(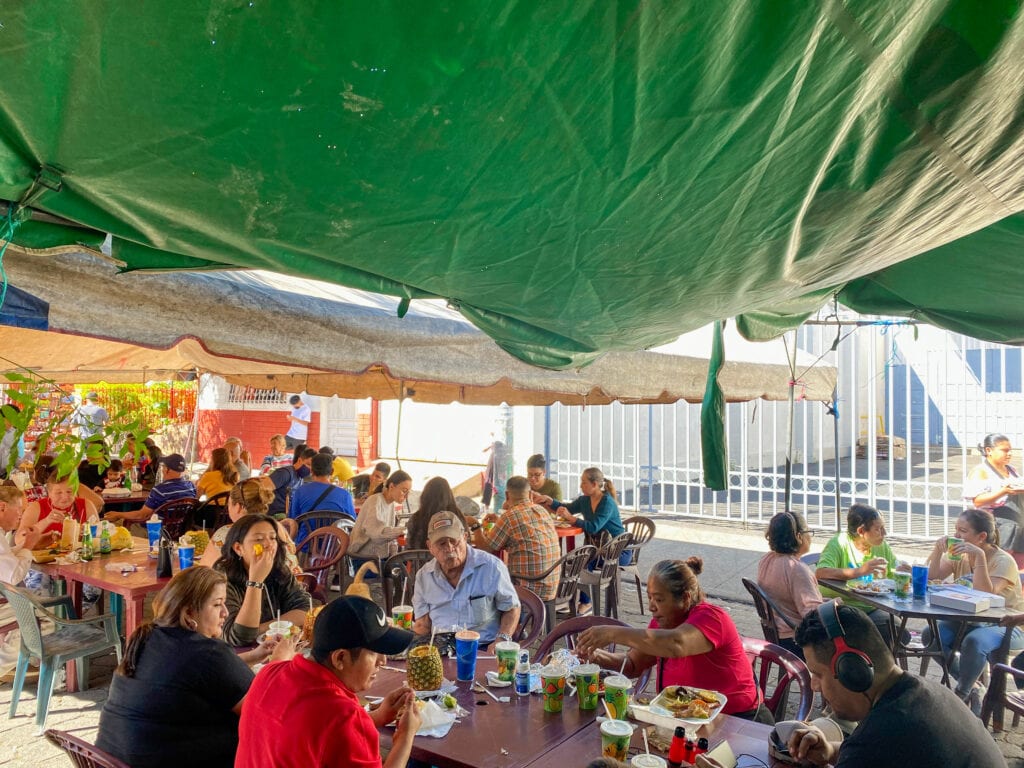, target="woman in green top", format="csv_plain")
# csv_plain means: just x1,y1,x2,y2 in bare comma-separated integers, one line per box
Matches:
815,503,906,639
